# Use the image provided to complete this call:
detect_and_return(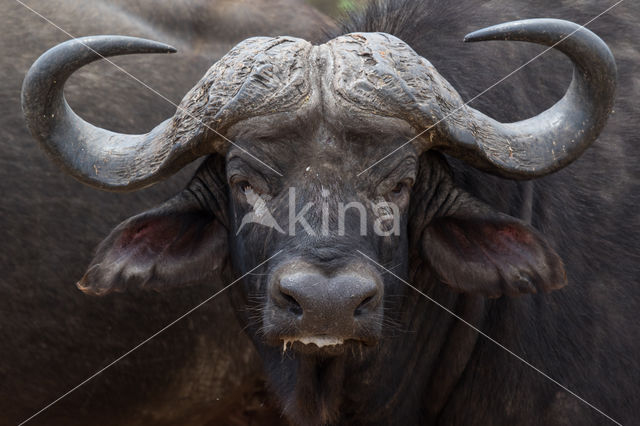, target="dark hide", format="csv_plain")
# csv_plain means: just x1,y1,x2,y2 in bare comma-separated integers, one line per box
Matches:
334,0,640,425
0,1,331,424
212,1,638,424
6,1,640,426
